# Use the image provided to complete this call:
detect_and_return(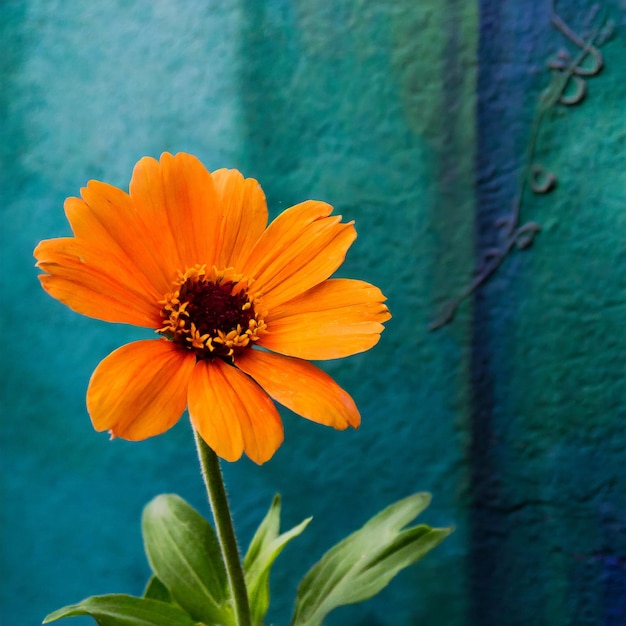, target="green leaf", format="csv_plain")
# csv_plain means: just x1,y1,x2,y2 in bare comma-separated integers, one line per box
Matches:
291,493,453,626
143,576,173,603
42,594,198,625
142,494,234,626
244,494,311,626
